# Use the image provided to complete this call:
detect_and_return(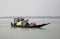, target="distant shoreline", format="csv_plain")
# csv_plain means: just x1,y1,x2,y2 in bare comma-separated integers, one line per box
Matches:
0,16,60,19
